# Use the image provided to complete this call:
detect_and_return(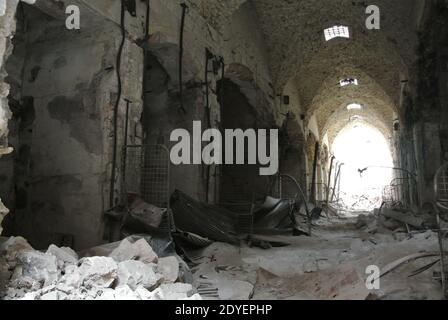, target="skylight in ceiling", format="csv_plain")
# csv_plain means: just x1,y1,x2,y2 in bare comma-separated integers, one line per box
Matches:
347,103,362,110
324,26,350,41
340,78,358,87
